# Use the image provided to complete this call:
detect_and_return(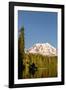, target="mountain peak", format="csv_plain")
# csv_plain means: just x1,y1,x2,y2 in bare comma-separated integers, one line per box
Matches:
45,43,51,45
26,43,57,56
